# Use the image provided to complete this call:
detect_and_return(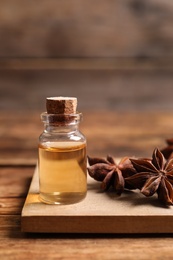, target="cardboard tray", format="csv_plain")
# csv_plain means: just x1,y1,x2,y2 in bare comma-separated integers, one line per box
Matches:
21,167,173,233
